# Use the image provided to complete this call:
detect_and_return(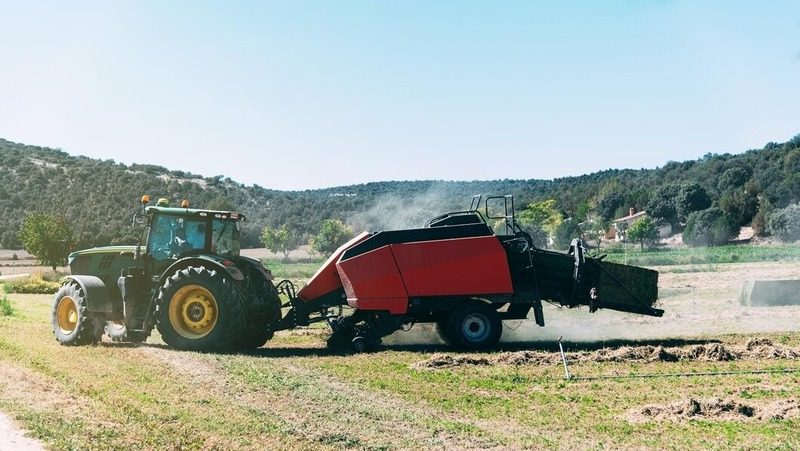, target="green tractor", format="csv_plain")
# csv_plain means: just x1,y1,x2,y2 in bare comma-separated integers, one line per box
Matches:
51,197,281,351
